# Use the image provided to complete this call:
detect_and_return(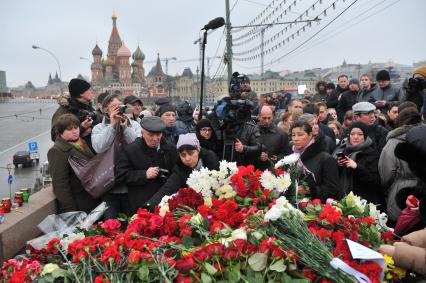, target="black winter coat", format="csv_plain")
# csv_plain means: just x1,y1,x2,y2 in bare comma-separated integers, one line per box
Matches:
145,149,220,207
298,138,342,202
115,137,177,213
256,124,291,170
334,140,382,204
223,121,262,166
337,90,358,122
369,123,389,153
326,86,347,109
